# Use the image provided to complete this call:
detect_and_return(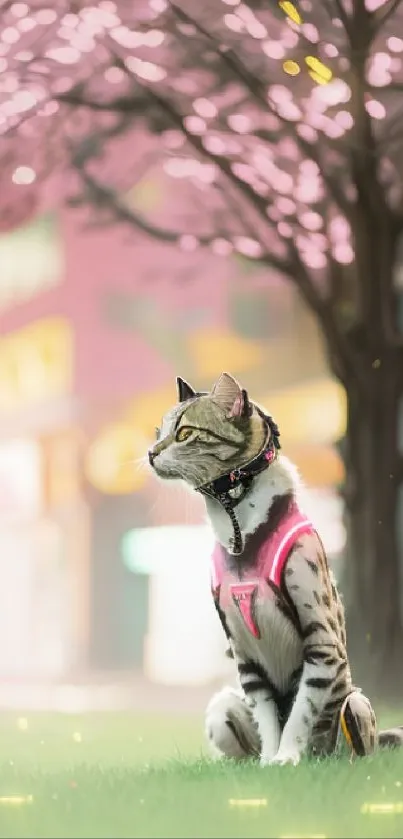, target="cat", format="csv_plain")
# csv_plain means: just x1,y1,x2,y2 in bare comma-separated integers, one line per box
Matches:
148,371,403,765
